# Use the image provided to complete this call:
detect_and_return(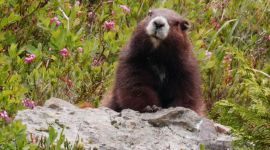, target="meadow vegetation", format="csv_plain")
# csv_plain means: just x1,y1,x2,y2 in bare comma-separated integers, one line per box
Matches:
0,0,269,149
